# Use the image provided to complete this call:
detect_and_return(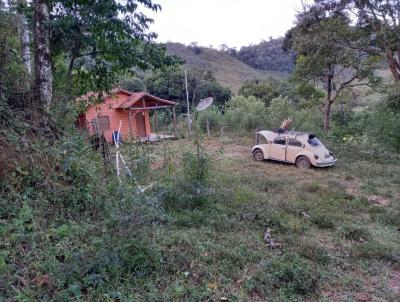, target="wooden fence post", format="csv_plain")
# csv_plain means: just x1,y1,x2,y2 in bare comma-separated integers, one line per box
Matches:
206,119,210,140
172,106,177,138
255,128,260,145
